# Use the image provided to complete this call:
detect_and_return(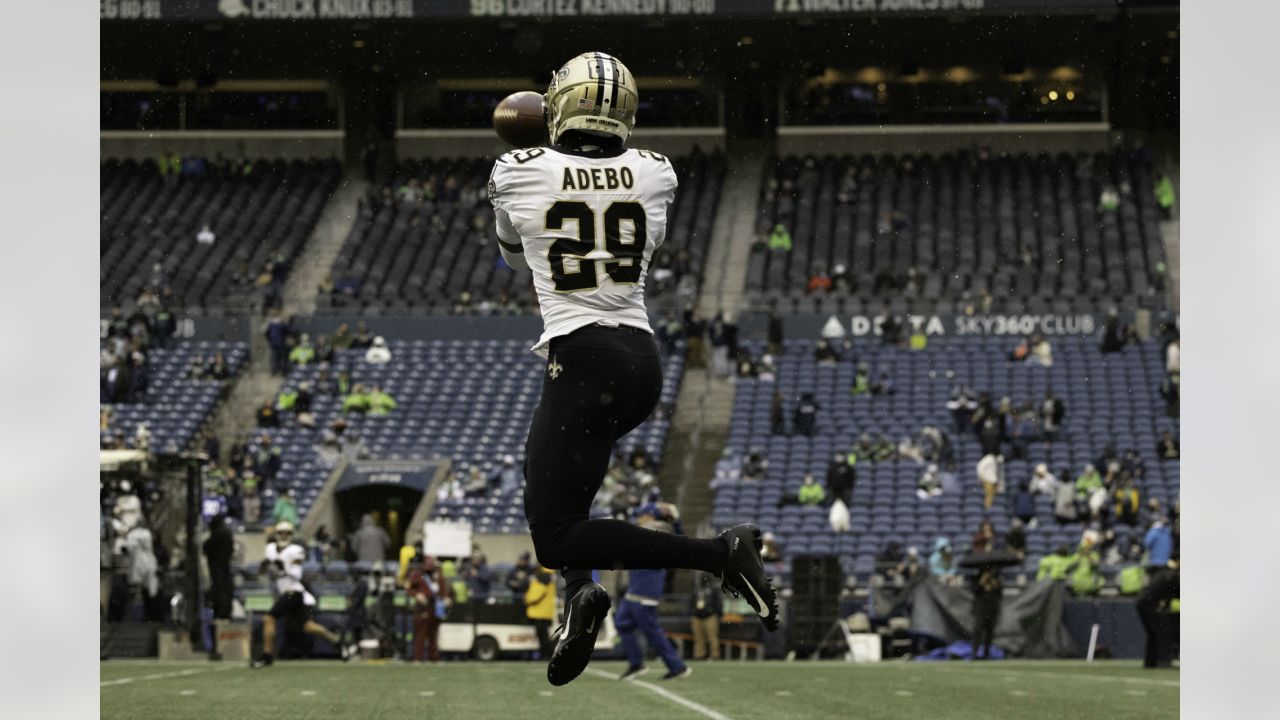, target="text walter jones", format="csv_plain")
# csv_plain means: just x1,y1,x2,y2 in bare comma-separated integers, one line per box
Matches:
847,313,1097,337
